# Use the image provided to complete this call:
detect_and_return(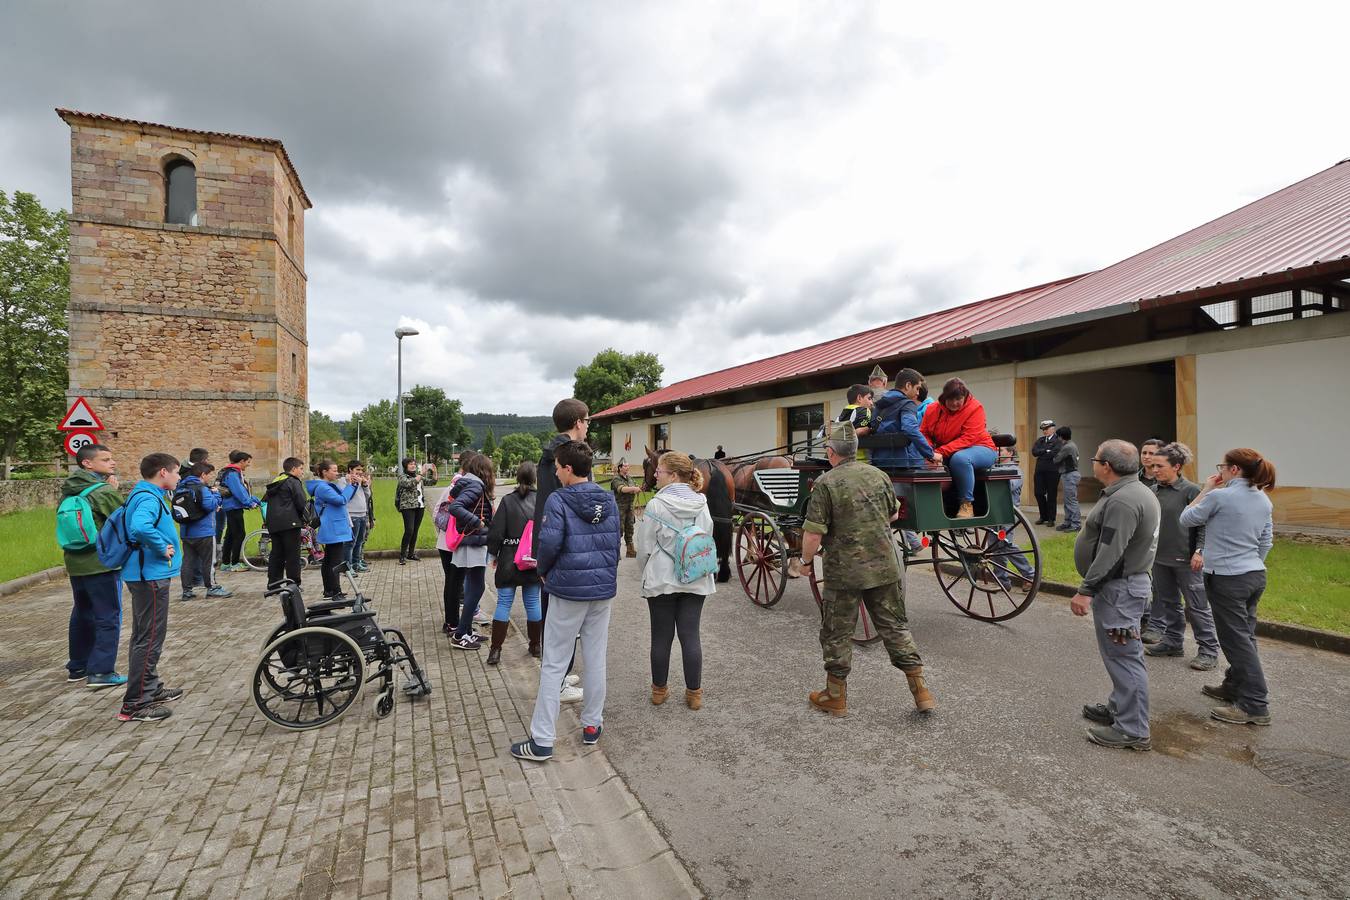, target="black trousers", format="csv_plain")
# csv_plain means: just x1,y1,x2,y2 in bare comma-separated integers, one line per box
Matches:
439,549,462,624
321,541,351,597
647,593,706,690
1033,470,1060,523
400,507,425,558
123,579,170,710
1206,571,1270,716
268,528,303,588
222,509,247,563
